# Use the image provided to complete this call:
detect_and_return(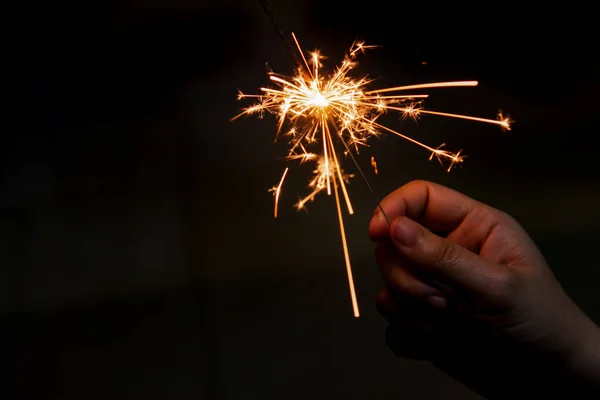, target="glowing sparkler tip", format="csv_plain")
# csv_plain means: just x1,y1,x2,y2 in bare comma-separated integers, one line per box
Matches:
497,111,513,130
402,103,422,121
311,51,324,65
236,33,508,215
